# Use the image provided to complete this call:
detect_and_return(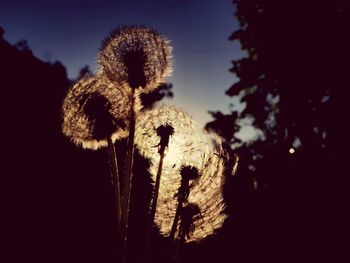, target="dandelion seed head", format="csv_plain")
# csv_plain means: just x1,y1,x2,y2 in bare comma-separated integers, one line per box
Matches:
156,123,175,138
135,105,206,169
135,106,227,242
62,75,134,150
180,165,200,181
98,25,172,92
